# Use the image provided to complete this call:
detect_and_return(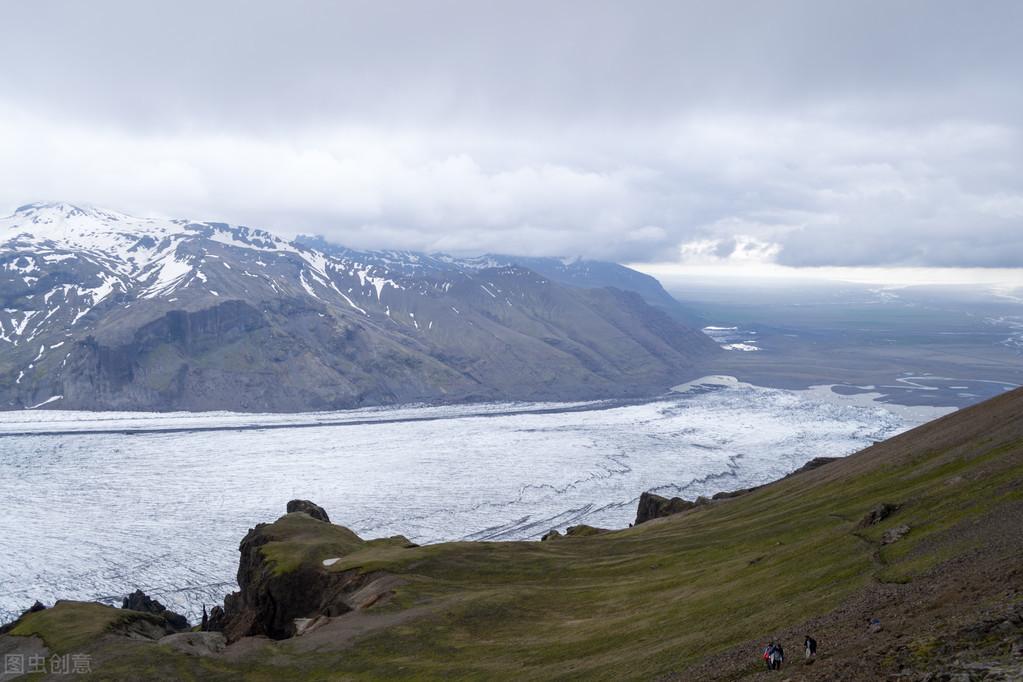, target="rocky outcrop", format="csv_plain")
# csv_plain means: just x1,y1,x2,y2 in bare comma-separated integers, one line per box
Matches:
121,589,190,631
287,499,331,522
635,492,697,525
541,529,562,542
200,604,227,632
220,502,397,643
204,605,226,632
859,502,901,528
